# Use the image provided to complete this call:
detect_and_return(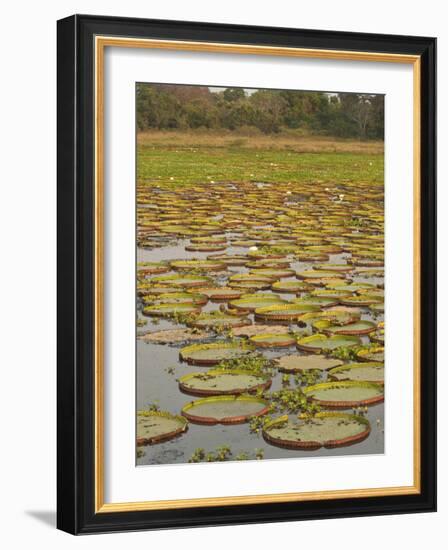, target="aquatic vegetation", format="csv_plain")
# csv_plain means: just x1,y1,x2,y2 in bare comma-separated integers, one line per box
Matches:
296,333,361,353
181,395,270,425
179,341,255,366
136,140,384,464
263,412,371,450
137,410,188,446
274,354,342,375
303,381,384,408
328,362,384,383
178,369,272,396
